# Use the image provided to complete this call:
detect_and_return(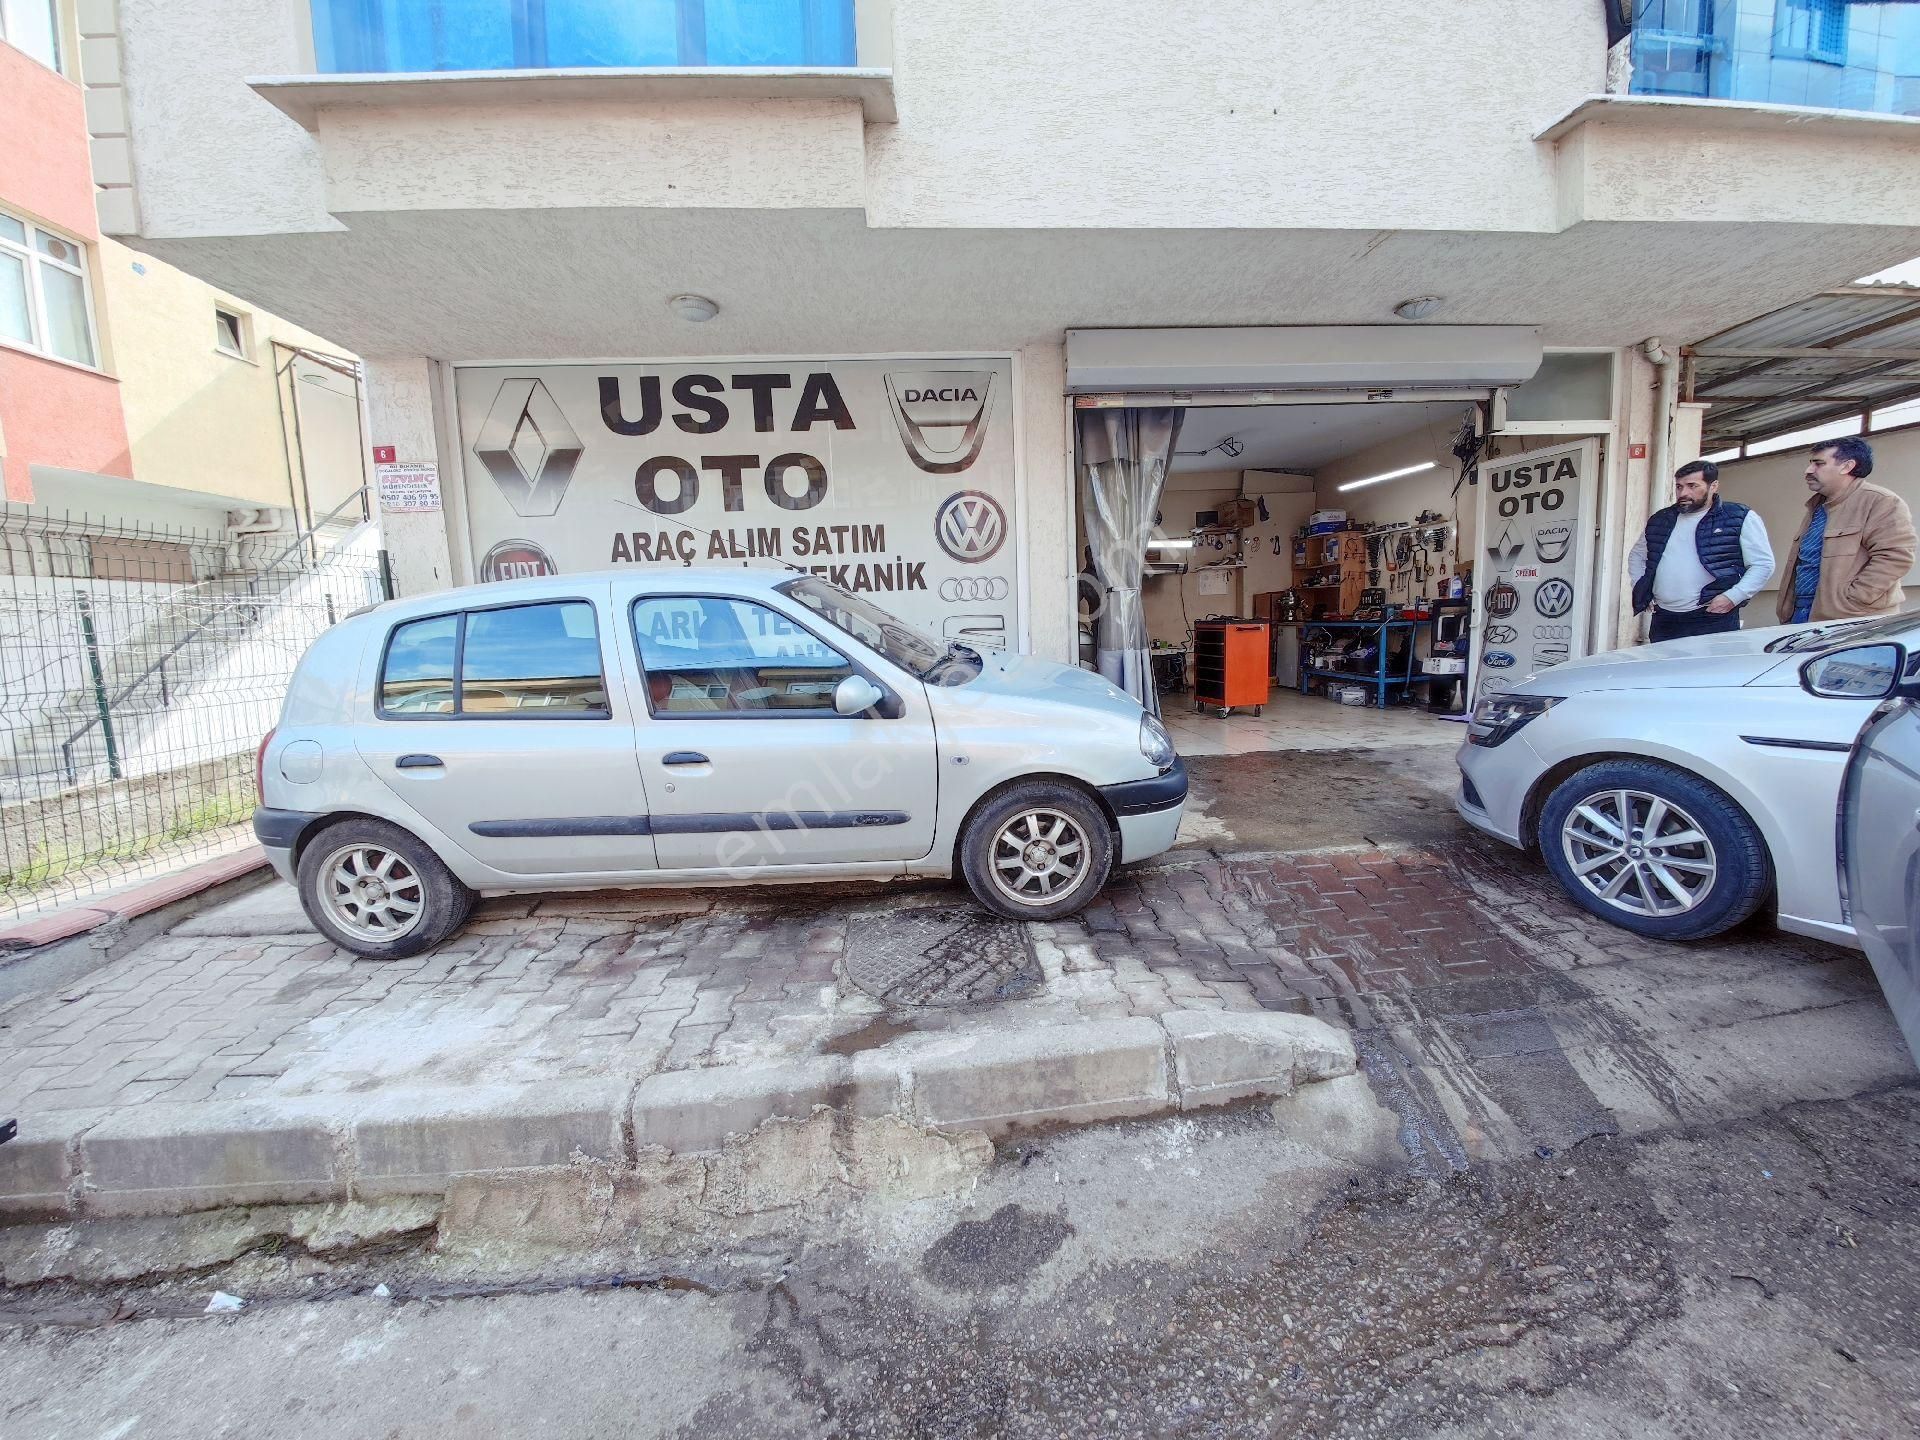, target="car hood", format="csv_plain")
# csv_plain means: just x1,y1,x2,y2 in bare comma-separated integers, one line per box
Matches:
1505,623,1805,696
957,652,1146,721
